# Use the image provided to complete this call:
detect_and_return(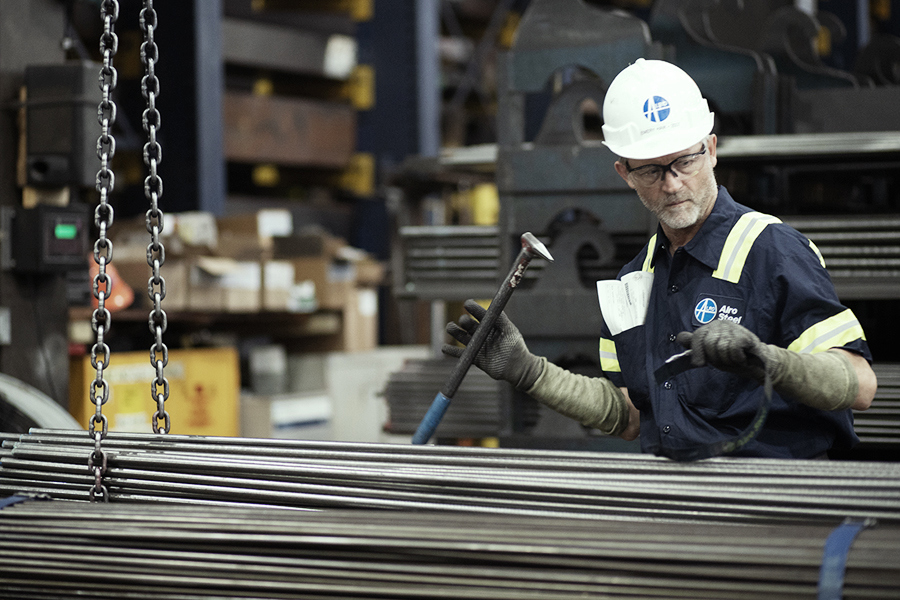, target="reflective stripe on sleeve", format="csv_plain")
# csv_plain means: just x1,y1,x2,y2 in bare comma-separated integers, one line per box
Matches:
787,309,866,354
712,212,782,283
599,337,620,372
